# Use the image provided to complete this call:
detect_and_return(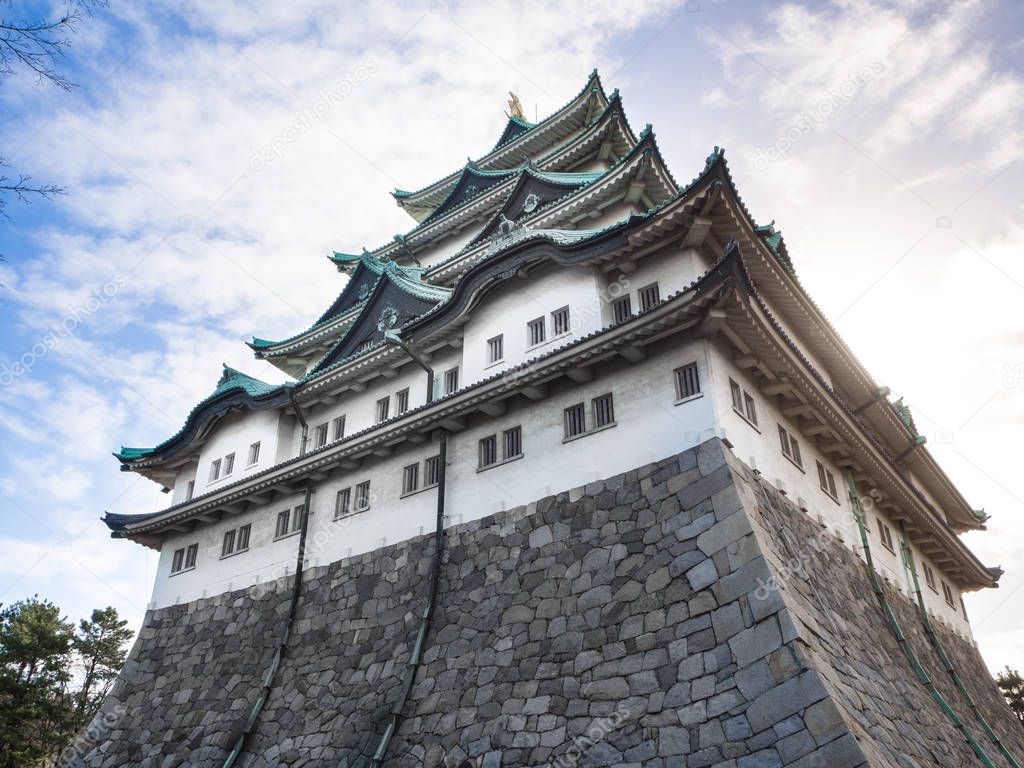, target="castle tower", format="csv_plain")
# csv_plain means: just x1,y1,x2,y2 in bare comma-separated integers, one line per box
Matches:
79,72,1023,768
